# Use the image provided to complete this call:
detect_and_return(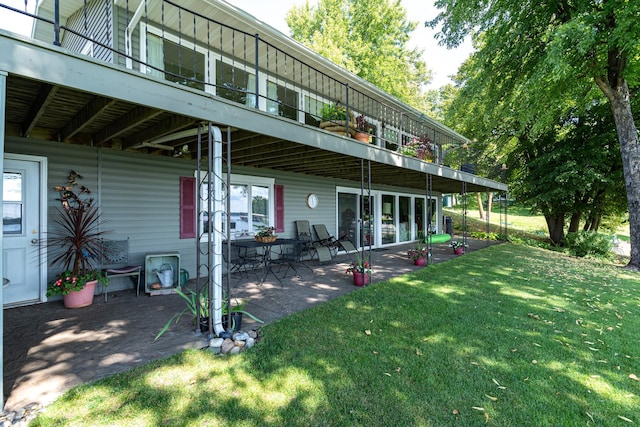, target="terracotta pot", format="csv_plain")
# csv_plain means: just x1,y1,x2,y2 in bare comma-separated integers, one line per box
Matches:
454,247,464,255
353,272,370,287
413,258,427,266
353,132,370,143
63,280,97,308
